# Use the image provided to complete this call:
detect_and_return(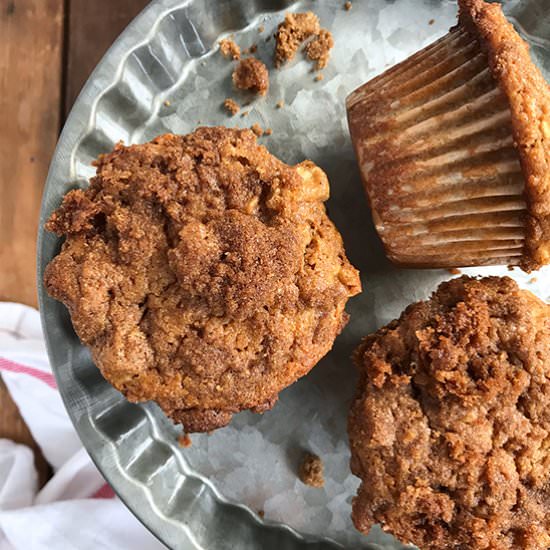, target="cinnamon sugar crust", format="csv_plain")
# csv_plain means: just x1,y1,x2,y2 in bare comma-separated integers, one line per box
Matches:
349,276,550,549
458,0,550,270
44,128,360,432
